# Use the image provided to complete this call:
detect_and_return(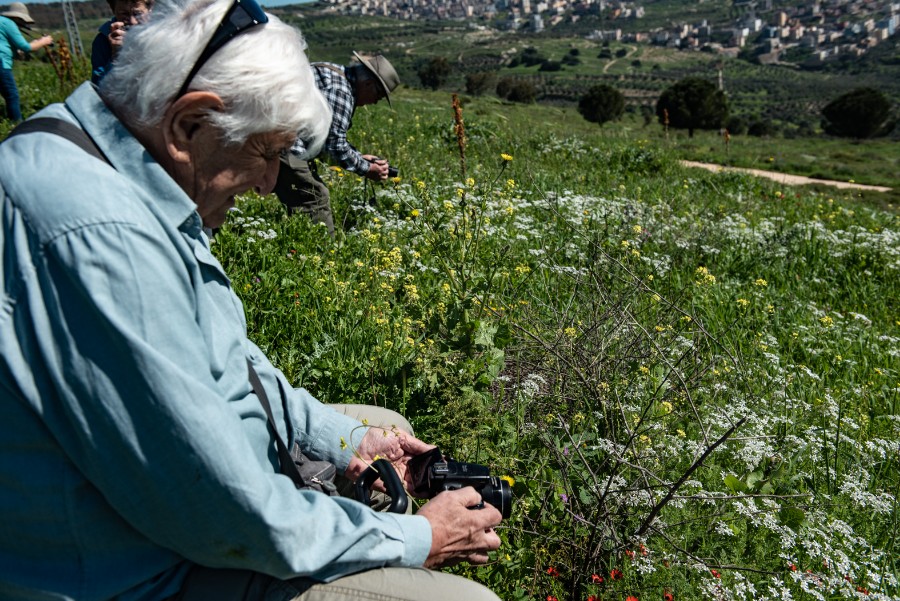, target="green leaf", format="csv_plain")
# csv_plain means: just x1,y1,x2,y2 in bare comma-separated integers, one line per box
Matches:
724,474,747,493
